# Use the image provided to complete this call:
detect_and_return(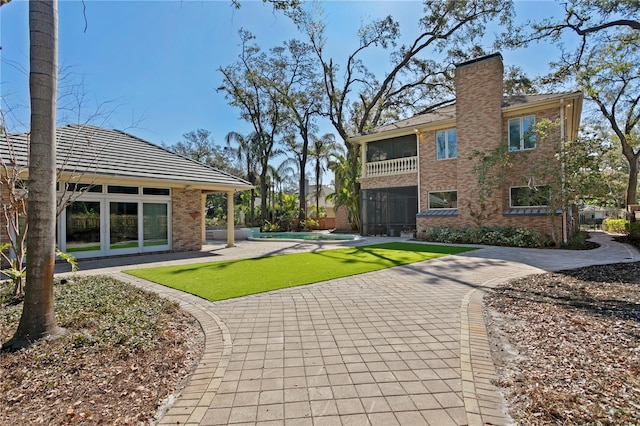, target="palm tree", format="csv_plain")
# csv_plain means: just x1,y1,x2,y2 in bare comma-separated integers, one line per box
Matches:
309,133,338,219
5,0,64,349
265,159,297,220
225,131,260,226
327,145,361,232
